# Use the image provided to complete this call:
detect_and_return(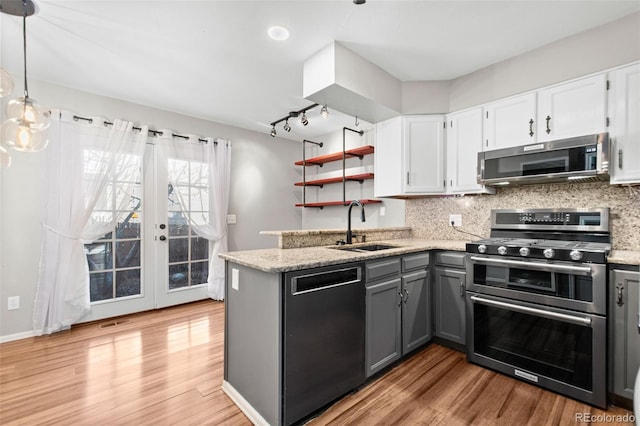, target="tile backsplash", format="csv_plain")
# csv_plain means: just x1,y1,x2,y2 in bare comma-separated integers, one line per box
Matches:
406,182,639,251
